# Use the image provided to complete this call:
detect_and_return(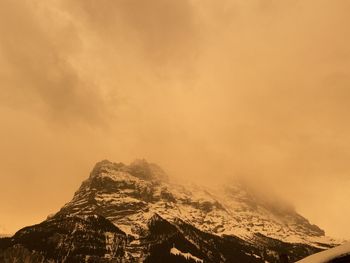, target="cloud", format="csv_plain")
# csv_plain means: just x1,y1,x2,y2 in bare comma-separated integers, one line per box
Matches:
0,0,350,238
0,0,109,124
64,0,199,76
